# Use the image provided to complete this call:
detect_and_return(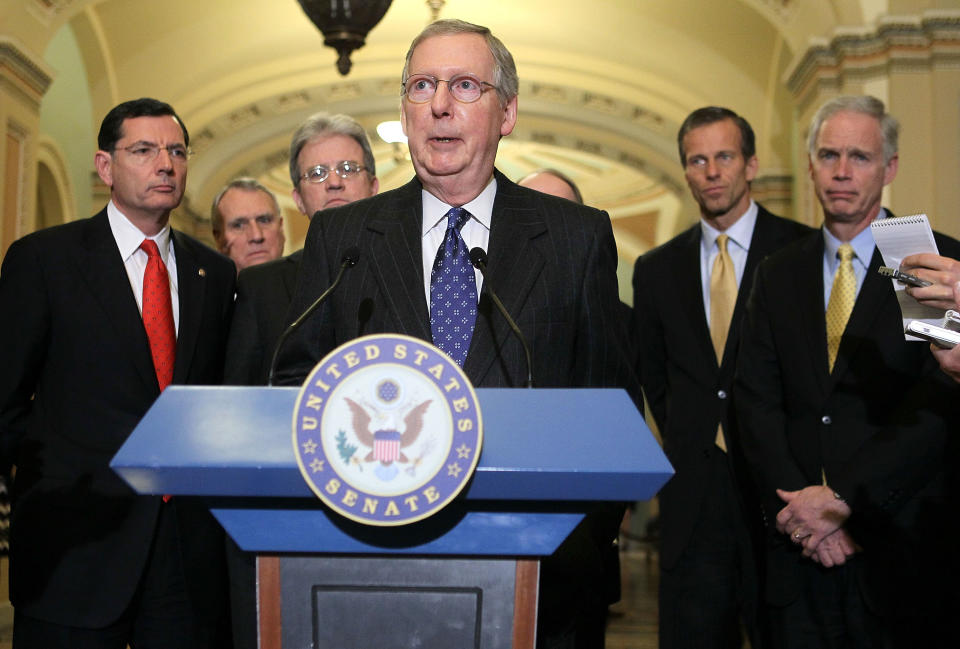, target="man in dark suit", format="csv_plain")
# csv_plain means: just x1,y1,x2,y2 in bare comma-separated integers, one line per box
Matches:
276,18,637,649
0,98,235,648
221,112,378,649
223,112,378,387
736,95,959,648
633,107,811,649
